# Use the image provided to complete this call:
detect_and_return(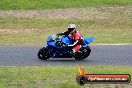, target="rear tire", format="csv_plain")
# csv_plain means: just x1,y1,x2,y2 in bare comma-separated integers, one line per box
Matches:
74,46,91,60
37,47,50,60
83,46,91,58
